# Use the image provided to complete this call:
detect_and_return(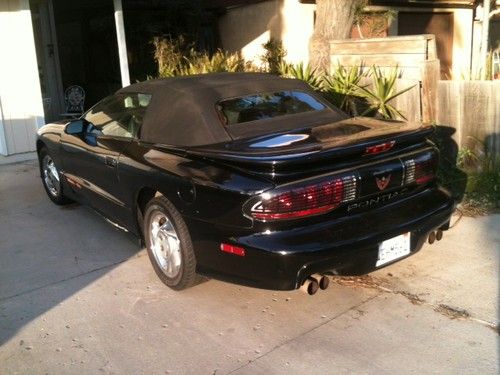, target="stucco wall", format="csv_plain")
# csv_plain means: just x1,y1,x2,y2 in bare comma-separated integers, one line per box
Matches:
451,8,474,79
0,0,44,155
218,0,315,65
